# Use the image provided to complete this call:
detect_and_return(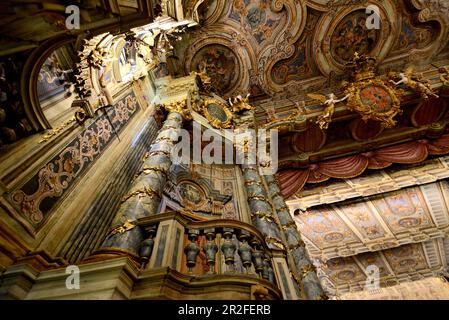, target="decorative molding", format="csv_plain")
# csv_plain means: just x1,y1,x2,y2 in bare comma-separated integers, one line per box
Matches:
7,91,140,234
